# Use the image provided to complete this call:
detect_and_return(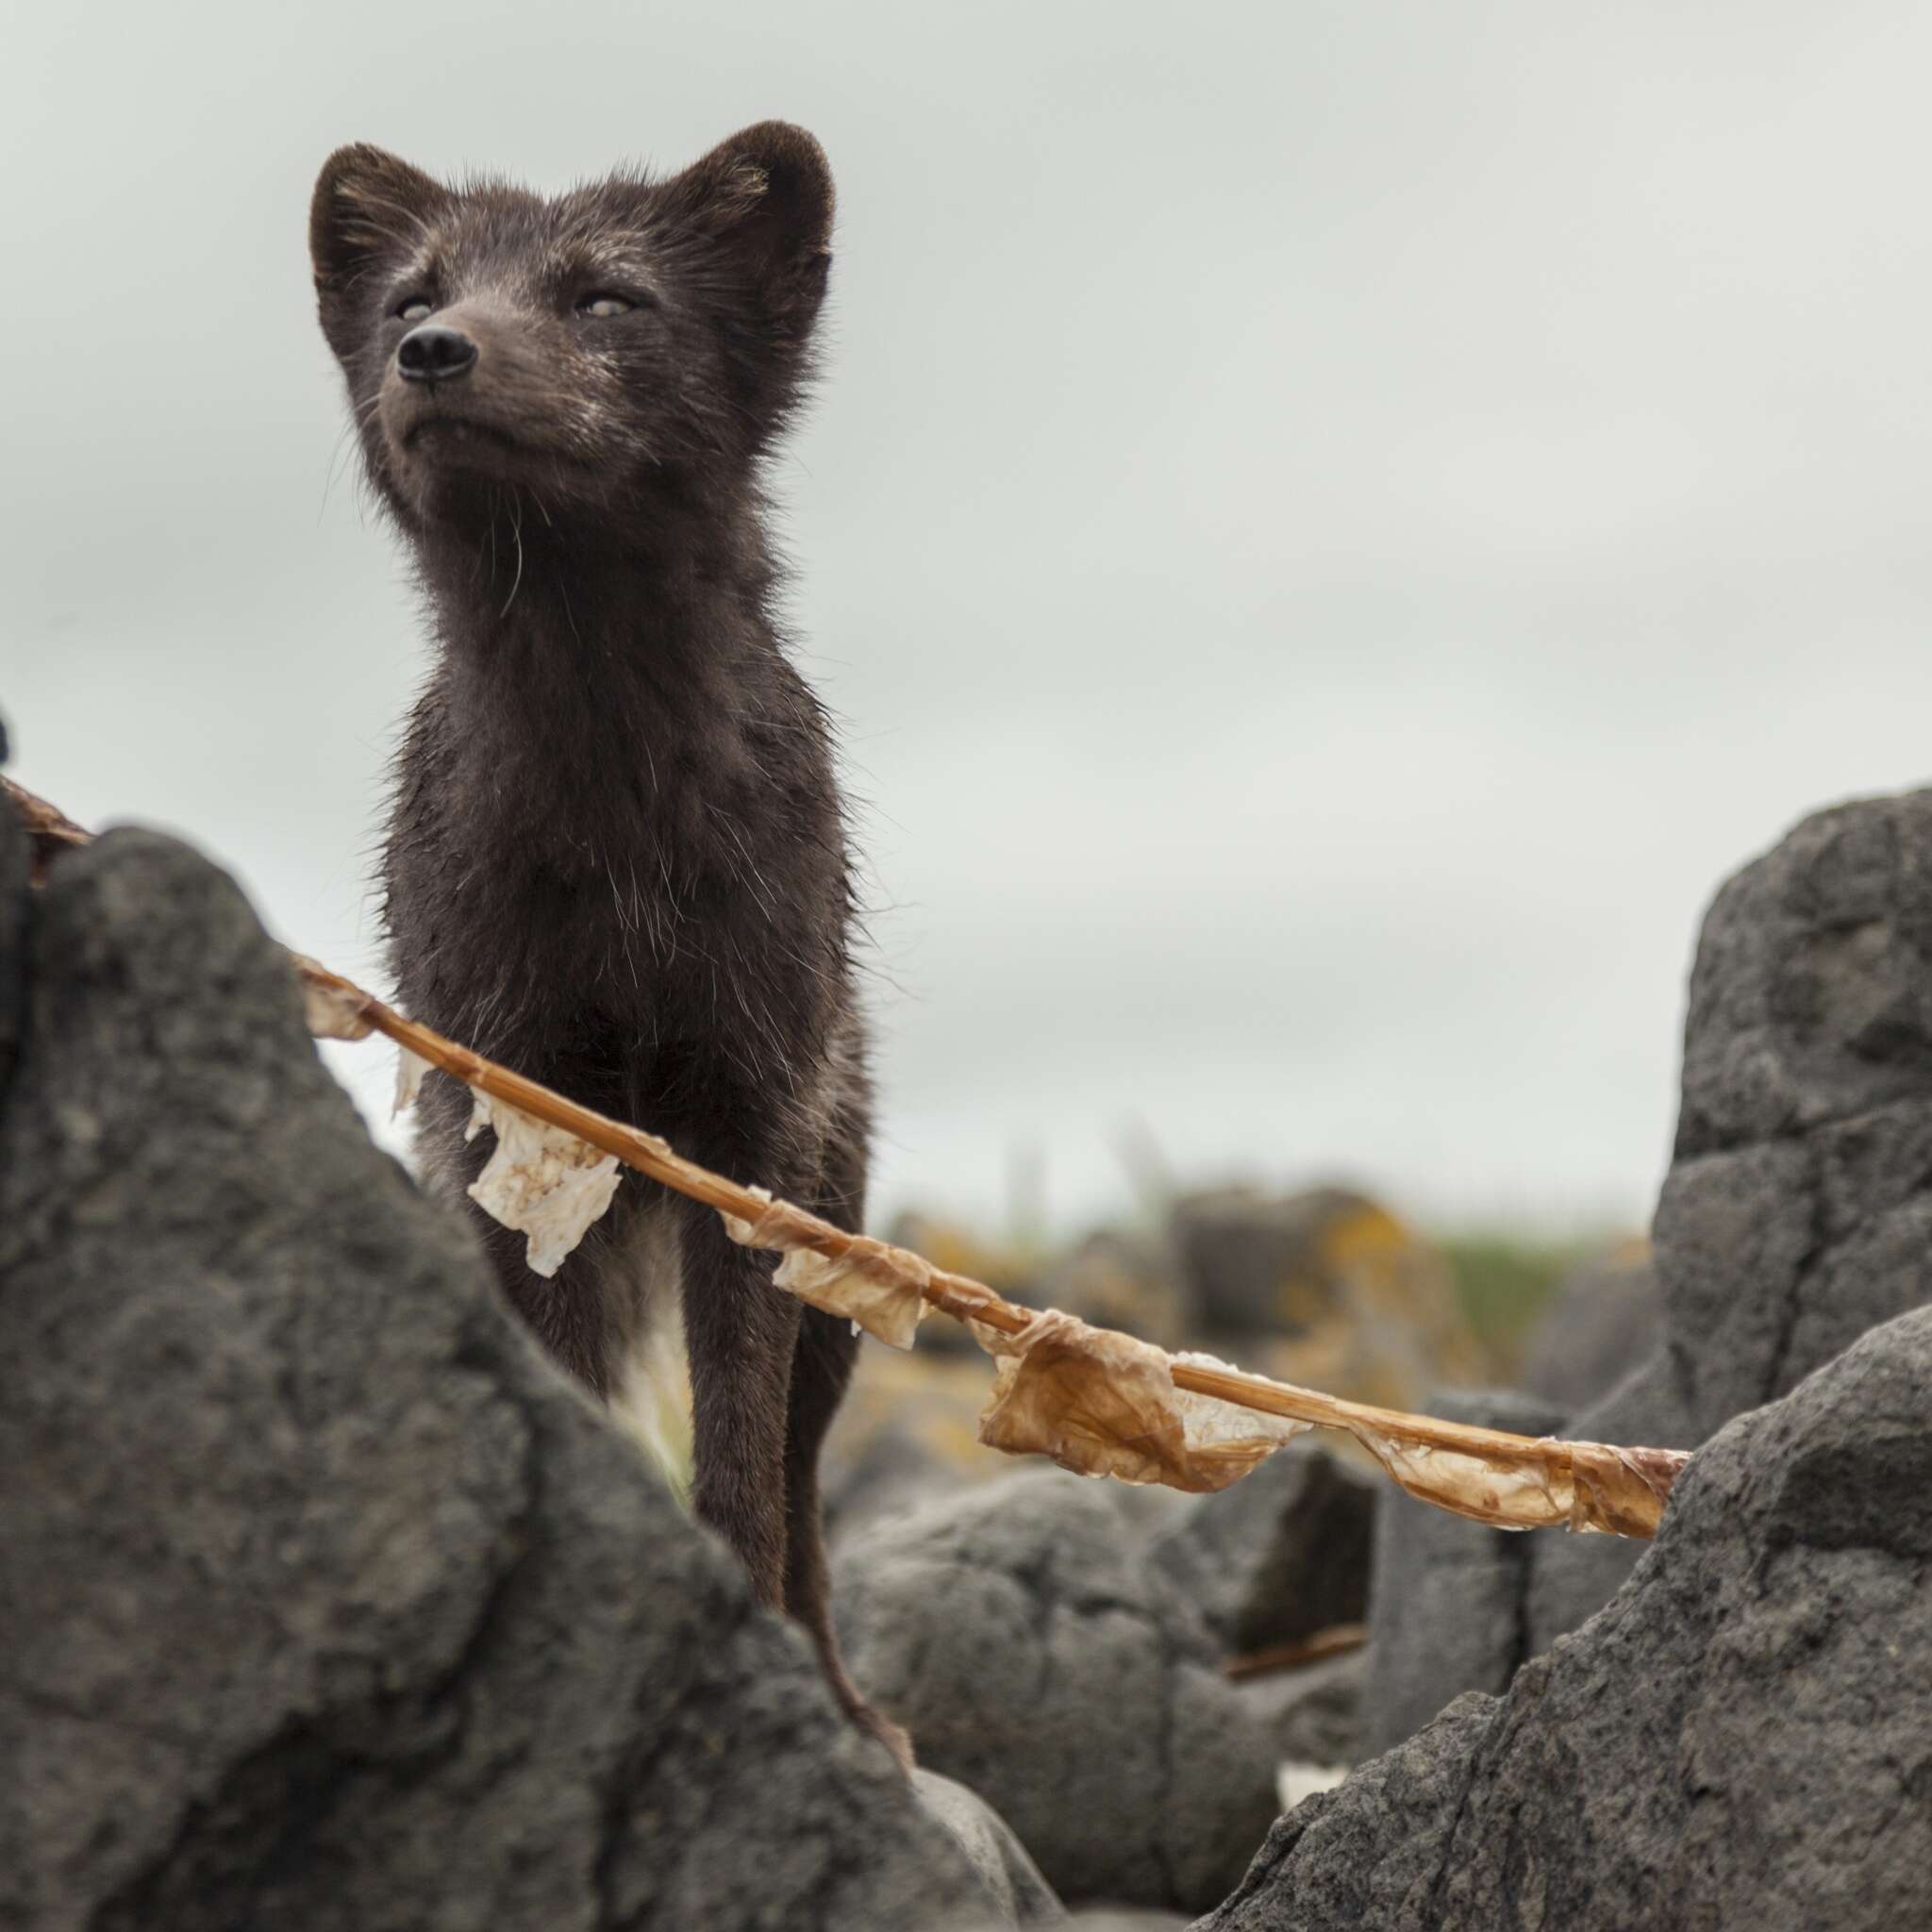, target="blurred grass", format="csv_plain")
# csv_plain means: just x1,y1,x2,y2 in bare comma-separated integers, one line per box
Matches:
1435,1231,1594,1378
